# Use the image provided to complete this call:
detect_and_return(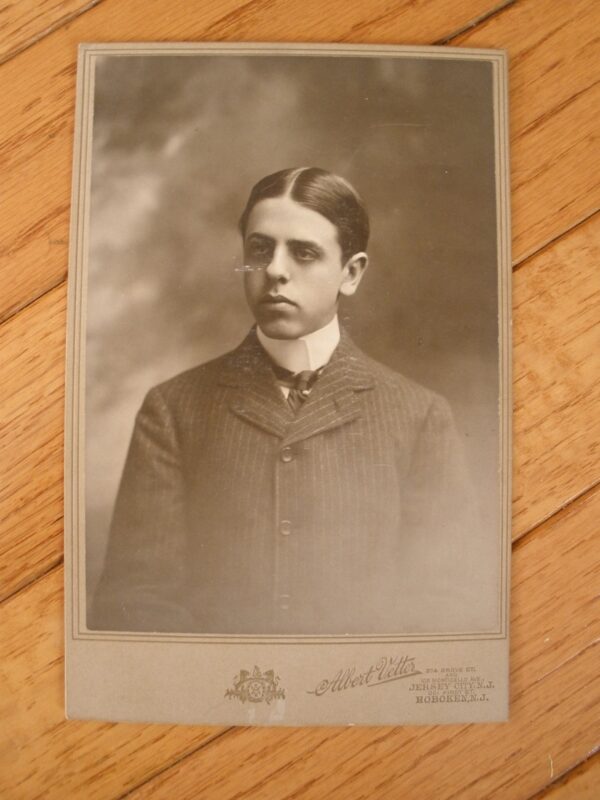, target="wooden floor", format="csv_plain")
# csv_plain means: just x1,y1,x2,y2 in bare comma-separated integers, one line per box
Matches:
1,1,598,797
